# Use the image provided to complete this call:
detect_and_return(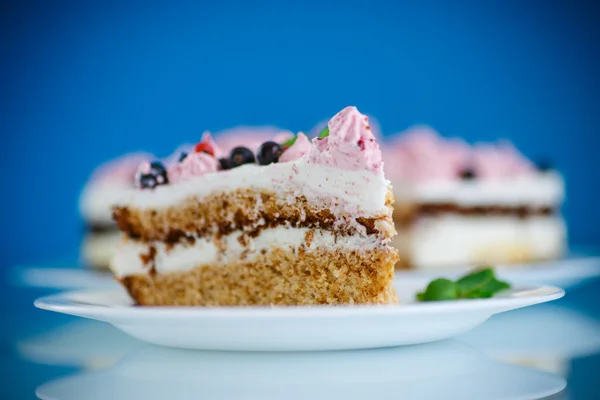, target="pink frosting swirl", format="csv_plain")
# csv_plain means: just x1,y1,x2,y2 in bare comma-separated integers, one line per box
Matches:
168,152,218,184
305,106,383,173
309,114,383,142
280,132,311,162
162,143,194,167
